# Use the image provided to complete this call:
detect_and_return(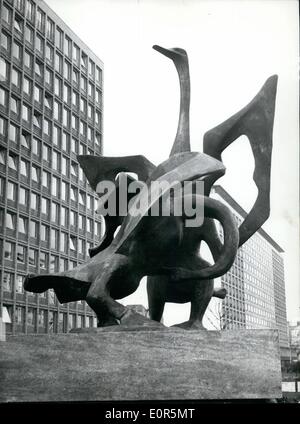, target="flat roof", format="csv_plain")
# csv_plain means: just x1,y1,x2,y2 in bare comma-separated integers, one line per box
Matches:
213,185,284,253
